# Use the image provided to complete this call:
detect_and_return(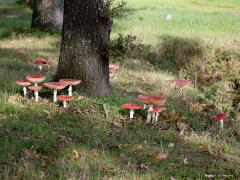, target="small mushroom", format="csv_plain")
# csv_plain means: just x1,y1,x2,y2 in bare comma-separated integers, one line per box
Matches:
121,103,142,119
15,80,31,98
213,113,229,129
172,79,191,98
59,79,81,96
26,74,46,86
58,95,73,108
33,59,48,71
28,86,43,101
44,82,68,103
150,106,166,123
